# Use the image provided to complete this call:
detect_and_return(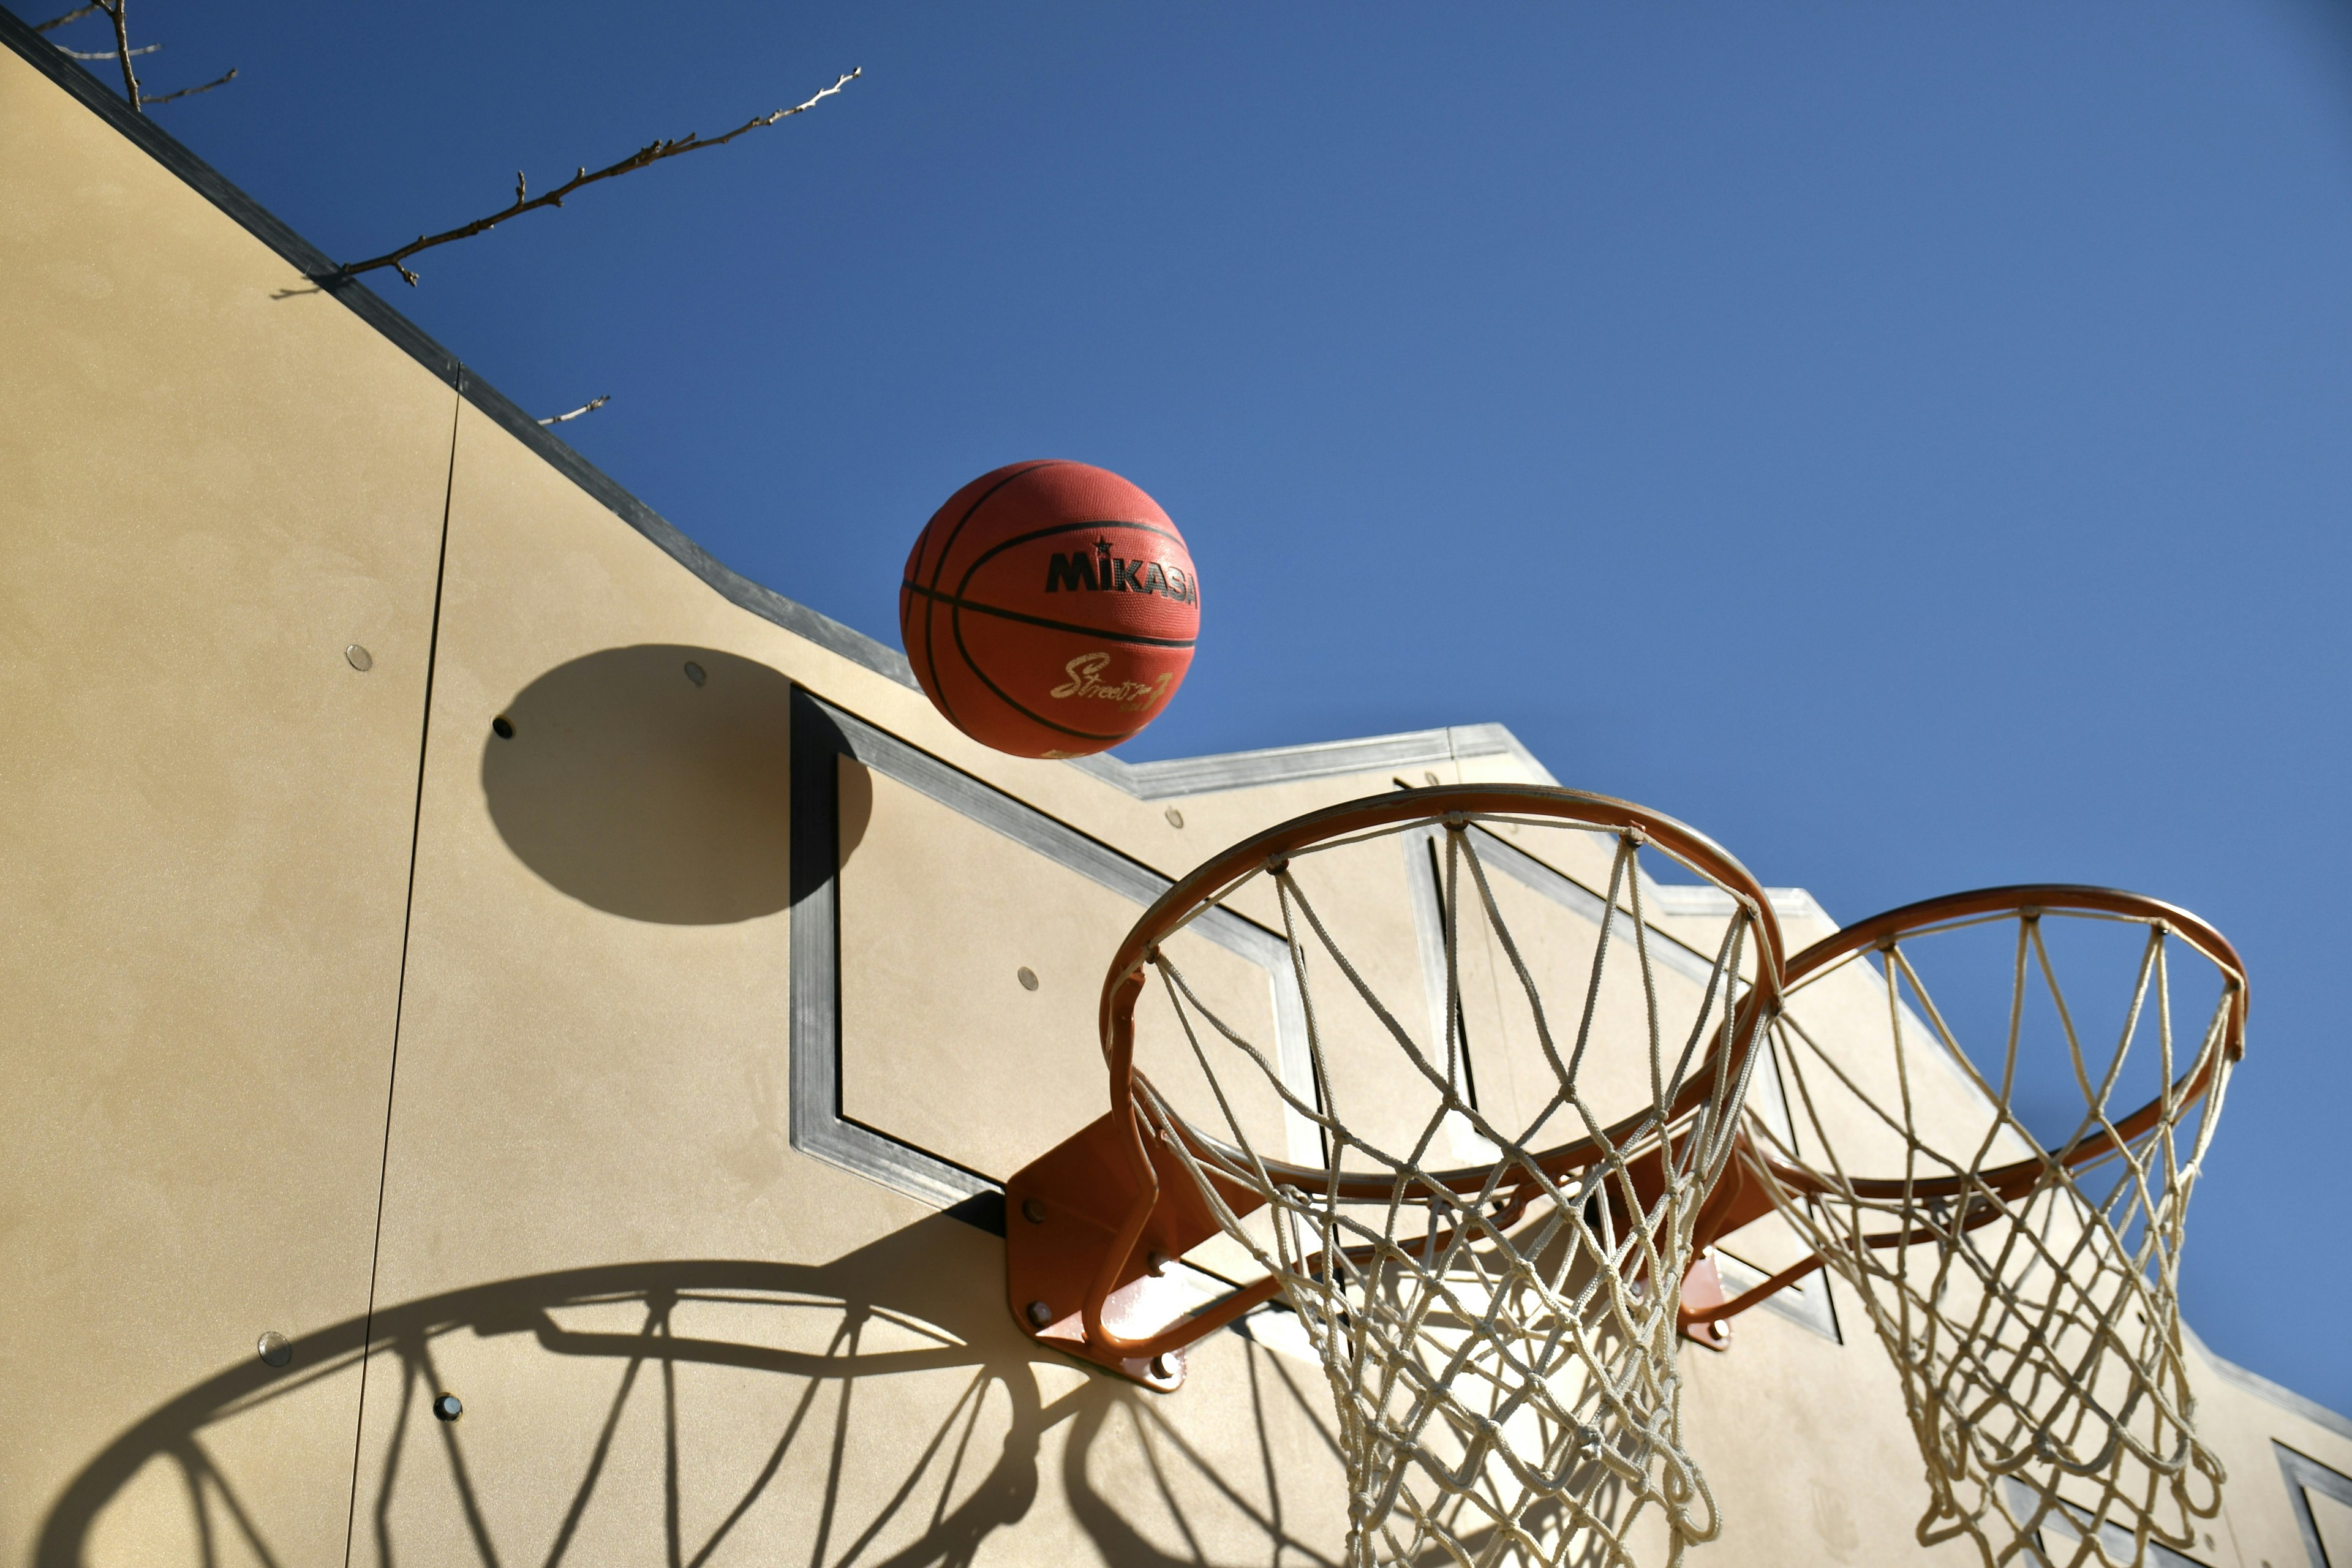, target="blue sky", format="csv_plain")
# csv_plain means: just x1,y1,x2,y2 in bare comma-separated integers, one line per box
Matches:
64,1,2352,1407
